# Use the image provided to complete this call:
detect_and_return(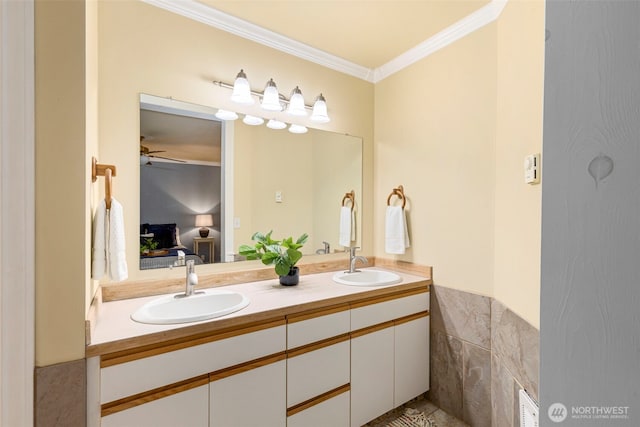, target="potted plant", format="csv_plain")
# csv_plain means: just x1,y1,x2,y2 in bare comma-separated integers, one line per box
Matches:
140,237,158,256
239,231,308,286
